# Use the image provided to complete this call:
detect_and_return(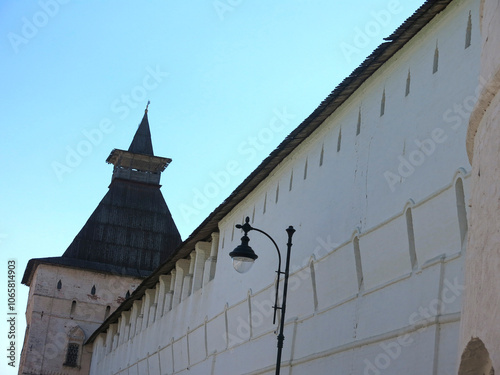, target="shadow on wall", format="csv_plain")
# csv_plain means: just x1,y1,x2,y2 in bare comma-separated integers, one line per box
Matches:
458,338,495,375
